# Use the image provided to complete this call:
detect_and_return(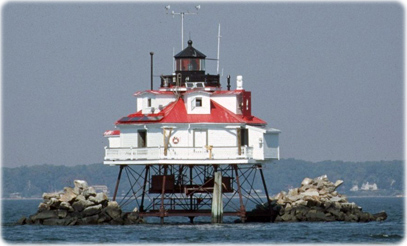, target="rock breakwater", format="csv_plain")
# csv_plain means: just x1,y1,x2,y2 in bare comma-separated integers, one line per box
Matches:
17,180,144,226
269,175,387,222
